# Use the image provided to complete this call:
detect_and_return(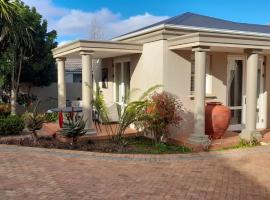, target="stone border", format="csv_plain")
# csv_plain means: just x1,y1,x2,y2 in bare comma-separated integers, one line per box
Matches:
1,144,270,163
